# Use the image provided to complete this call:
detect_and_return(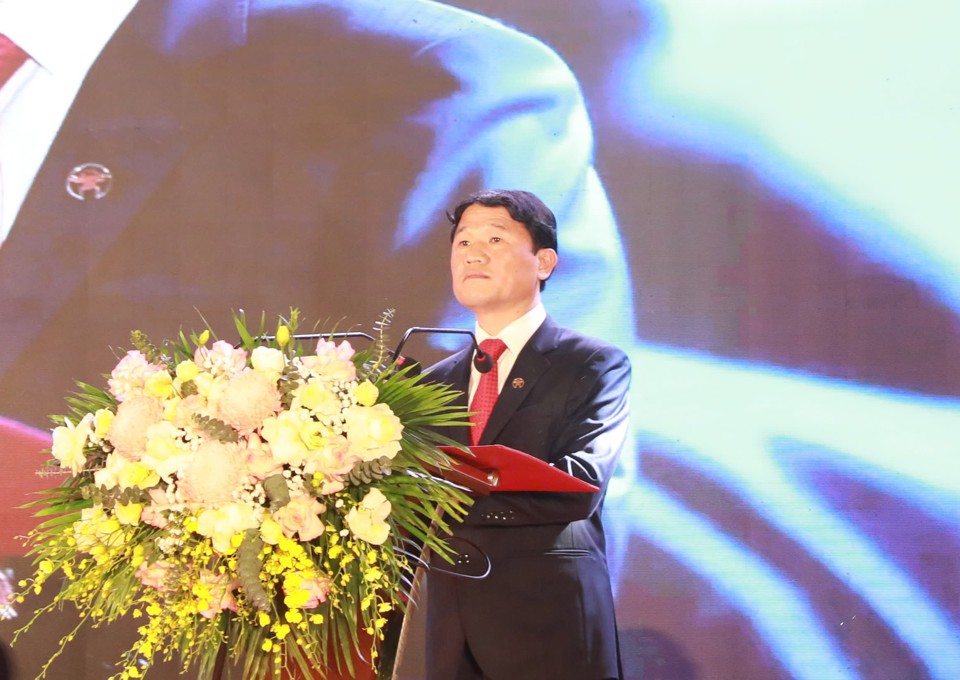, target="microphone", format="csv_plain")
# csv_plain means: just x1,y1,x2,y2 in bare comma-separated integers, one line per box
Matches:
392,353,422,376
393,327,494,374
